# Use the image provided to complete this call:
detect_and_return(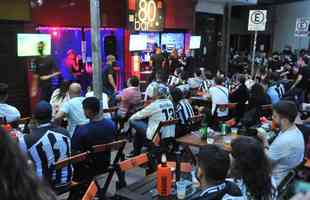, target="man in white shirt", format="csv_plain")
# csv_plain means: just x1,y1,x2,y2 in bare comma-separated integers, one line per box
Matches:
208,77,229,118
55,83,89,137
0,83,21,123
260,100,305,186
129,85,175,157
